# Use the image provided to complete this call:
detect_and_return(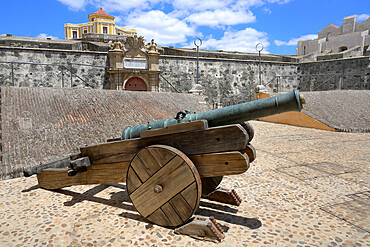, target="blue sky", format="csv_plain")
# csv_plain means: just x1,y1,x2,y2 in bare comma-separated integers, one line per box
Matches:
2,0,369,55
